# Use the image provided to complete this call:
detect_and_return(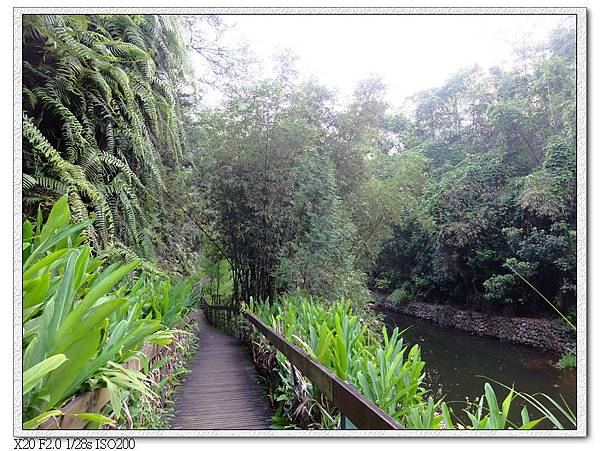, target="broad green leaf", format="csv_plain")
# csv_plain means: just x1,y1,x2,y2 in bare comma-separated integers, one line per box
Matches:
44,327,102,409
72,245,91,291
104,378,122,419
23,248,72,279
23,271,50,309
48,250,80,341
39,195,70,243
56,260,140,345
24,220,91,270
23,220,33,262
54,298,127,355
23,354,67,394
441,402,454,429
520,418,544,430
484,383,500,427
23,410,62,429
501,386,515,427
72,412,116,425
